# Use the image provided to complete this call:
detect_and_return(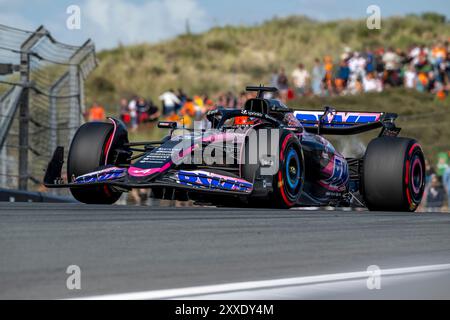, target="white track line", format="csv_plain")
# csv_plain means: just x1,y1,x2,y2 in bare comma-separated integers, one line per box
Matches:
76,263,450,300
